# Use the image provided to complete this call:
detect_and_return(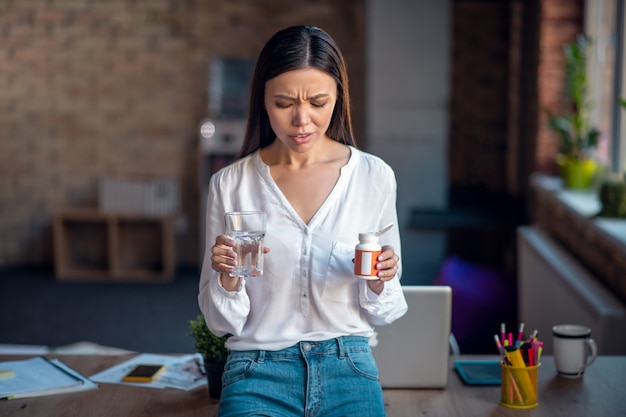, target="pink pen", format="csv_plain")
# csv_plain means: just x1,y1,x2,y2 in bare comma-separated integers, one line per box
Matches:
493,334,507,364
516,322,525,347
508,332,513,347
